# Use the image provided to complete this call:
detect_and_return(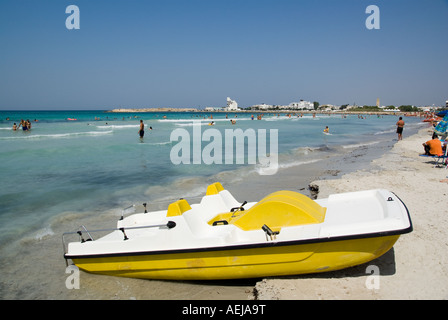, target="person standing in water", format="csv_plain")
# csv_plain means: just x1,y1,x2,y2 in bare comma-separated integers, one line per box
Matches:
138,120,145,138
396,117,405,141
18,119,28,131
